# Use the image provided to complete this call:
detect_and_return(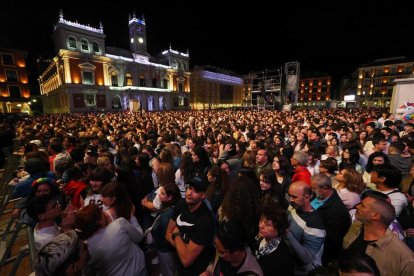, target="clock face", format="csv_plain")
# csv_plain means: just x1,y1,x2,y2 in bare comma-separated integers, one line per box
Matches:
138,38,144,44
